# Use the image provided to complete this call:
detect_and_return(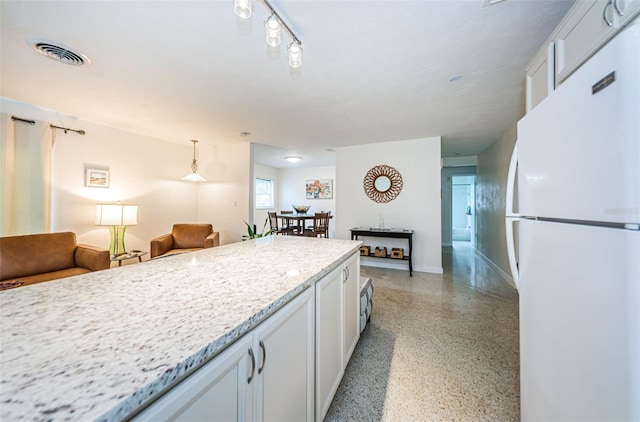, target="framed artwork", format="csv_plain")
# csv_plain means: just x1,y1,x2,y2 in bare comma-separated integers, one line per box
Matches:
306,179,333,199
86,168,110,188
